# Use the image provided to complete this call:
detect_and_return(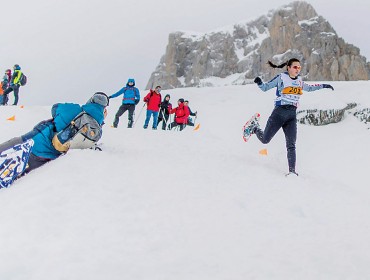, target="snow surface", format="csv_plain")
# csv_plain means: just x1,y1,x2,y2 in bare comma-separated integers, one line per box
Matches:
1,82,370,280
